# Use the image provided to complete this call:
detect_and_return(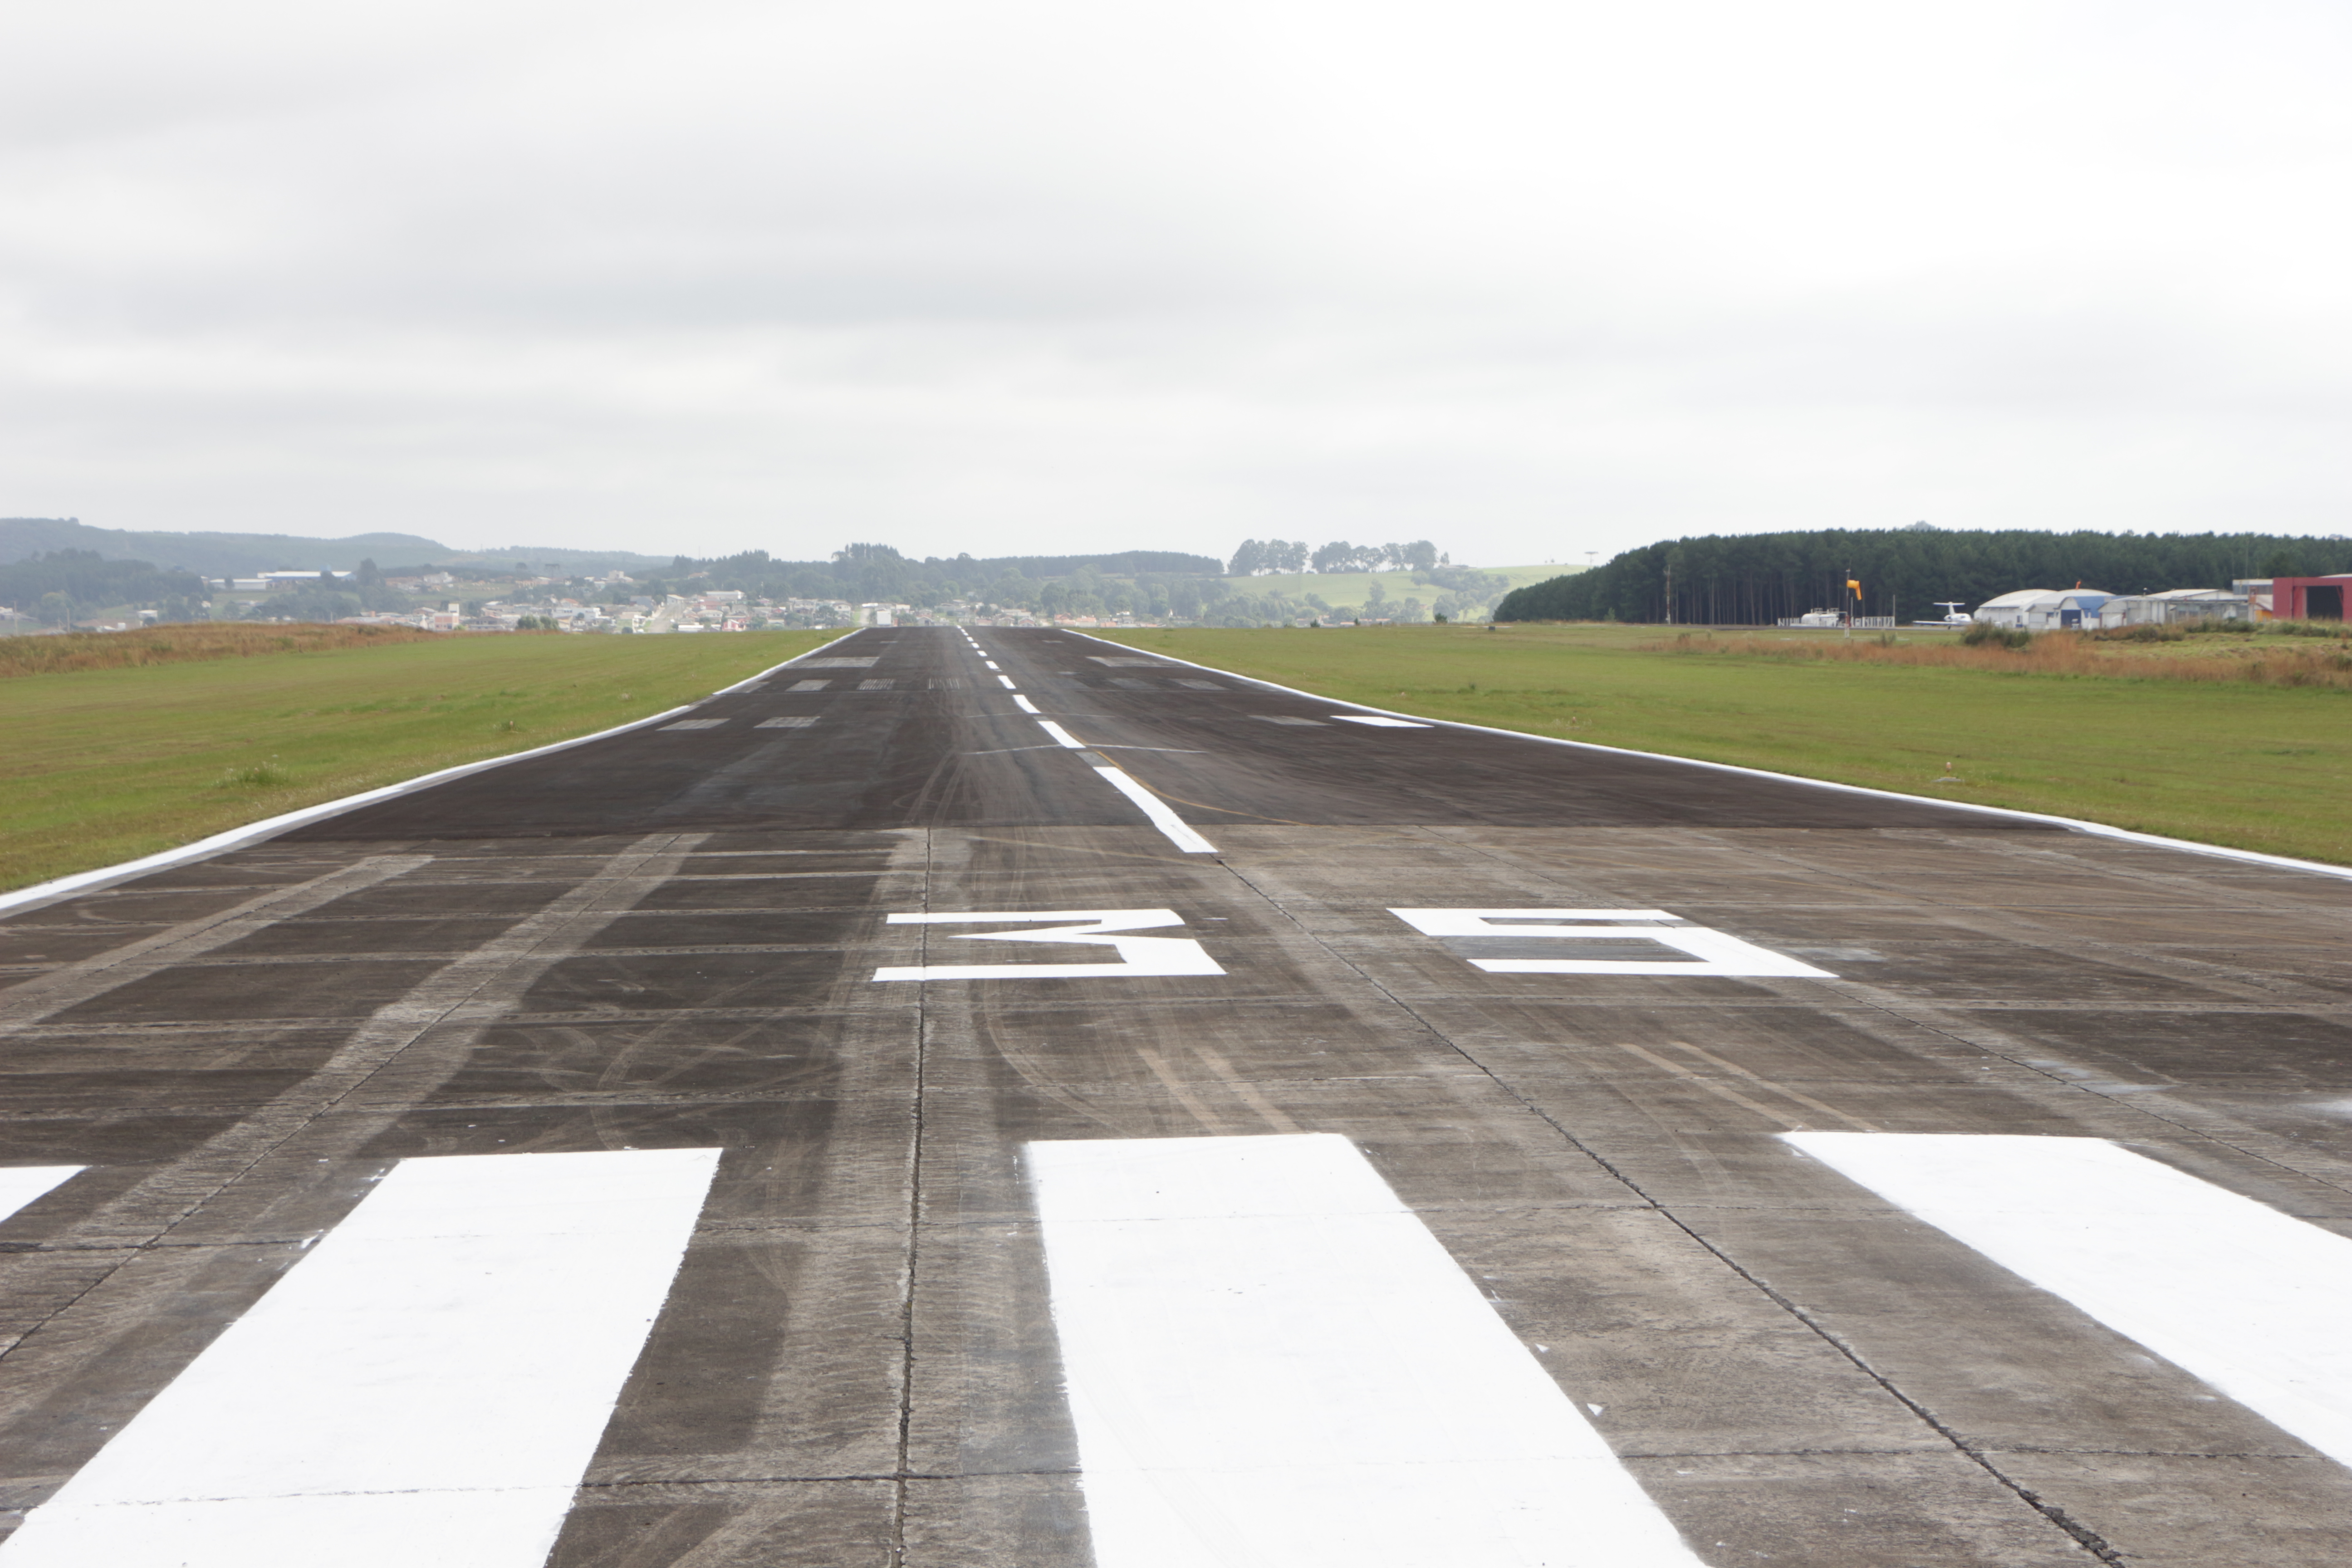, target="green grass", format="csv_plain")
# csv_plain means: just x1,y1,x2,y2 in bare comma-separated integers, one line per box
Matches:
0,630,843,892
1095,622,2352,867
